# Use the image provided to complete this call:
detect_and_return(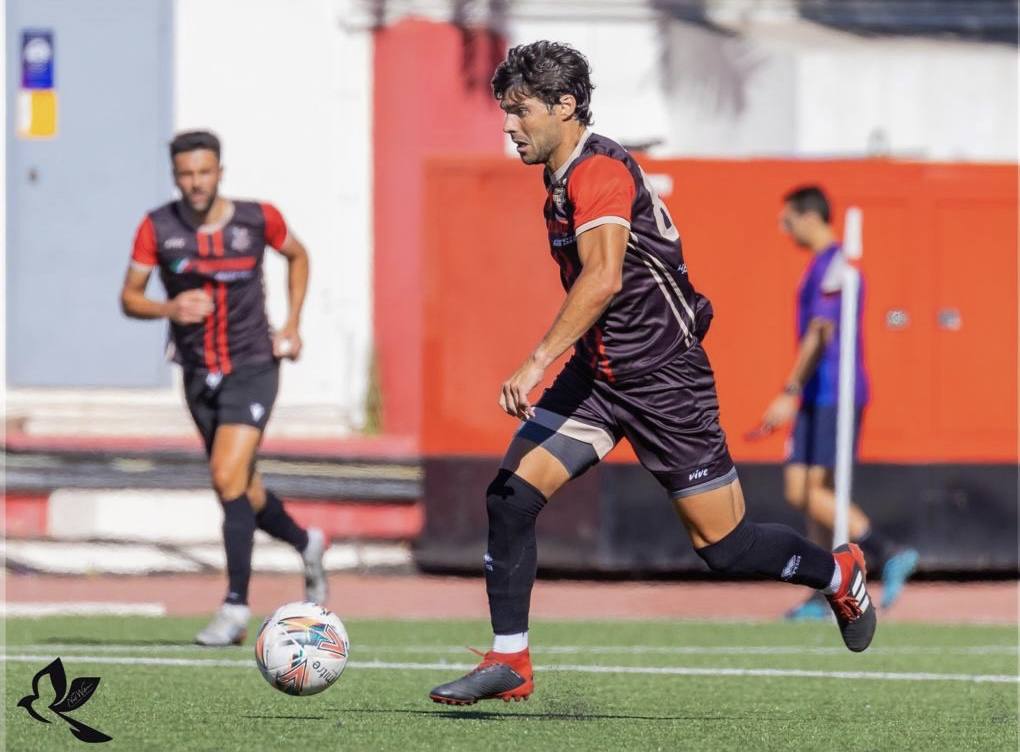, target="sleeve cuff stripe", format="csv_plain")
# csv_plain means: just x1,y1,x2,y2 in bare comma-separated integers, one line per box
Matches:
575,216,631,235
